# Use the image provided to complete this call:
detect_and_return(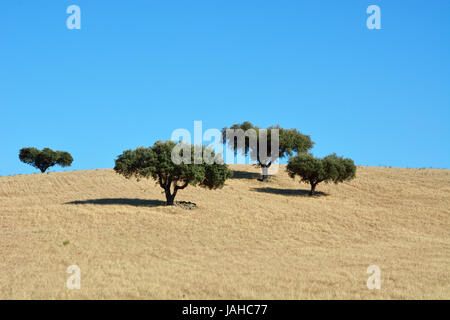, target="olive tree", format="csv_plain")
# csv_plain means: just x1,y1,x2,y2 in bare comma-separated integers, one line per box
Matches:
114,140,232,205
222,122,313,181
19,147,73,173
287,153,356,195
